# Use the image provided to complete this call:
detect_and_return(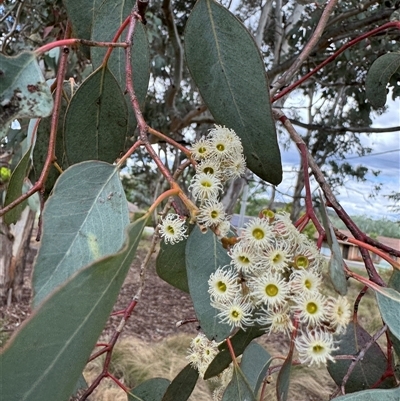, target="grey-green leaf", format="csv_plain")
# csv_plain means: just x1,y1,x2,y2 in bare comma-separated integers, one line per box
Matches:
375,287,400,341
204,326,266,379
63,0,98,58
276,347,293,401
162,364,198,401
91,1,150,132
185,226,232,342
0,216,148,401
333,387,400,401
129,378,171,401
319,200,347,295
0,52,53,138
240,342,271,395
327,322,395,392
366,52,400,108
4,146,31,224
64,65,128,165
184,0,282,185
156,234,189,293
32,161,129,308
31,81,75,199
222,365,256,401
